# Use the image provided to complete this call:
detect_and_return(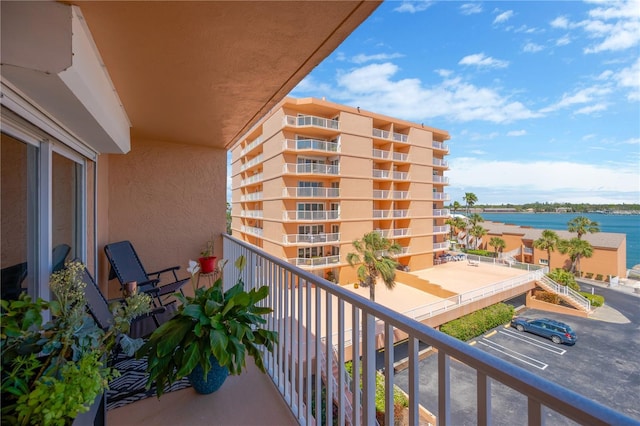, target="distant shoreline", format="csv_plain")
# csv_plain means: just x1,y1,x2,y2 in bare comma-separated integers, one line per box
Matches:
476,211,640,215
